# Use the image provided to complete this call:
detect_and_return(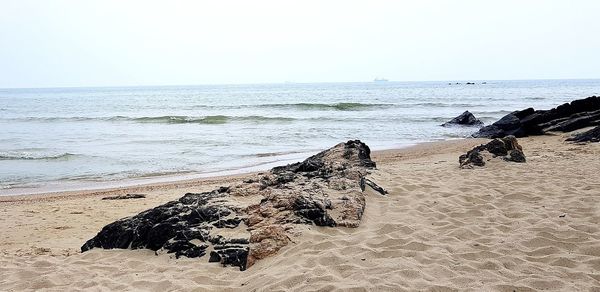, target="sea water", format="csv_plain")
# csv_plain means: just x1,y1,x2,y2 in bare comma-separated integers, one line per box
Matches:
1,79,599,194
